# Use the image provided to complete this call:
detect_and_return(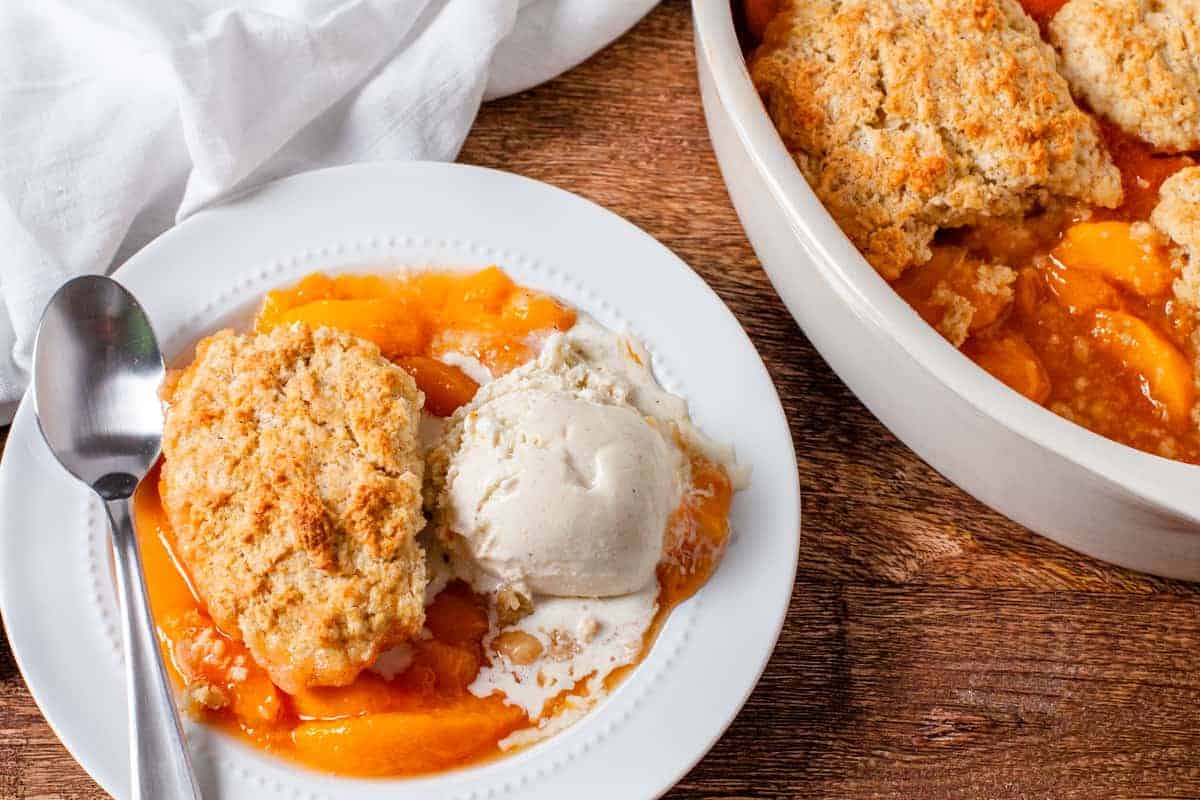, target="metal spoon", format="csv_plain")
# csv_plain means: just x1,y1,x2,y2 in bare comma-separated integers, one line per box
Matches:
33,275,201,800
